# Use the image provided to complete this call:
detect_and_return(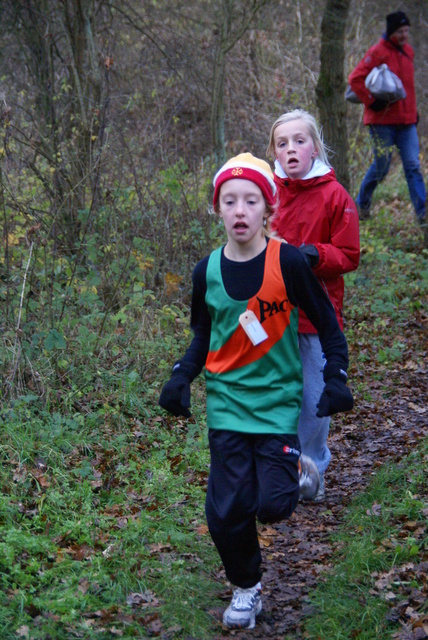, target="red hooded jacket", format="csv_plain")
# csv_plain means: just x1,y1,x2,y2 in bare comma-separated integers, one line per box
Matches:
271,160,360,334
348,36,417,126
